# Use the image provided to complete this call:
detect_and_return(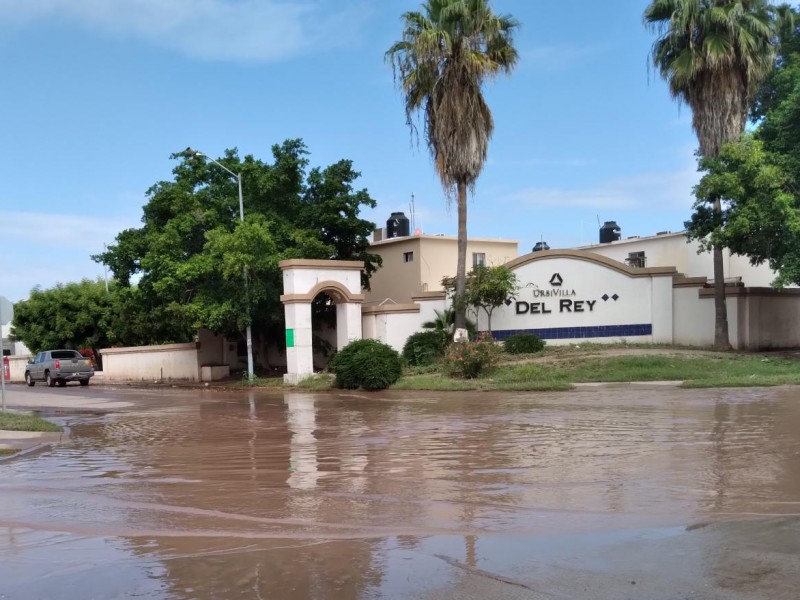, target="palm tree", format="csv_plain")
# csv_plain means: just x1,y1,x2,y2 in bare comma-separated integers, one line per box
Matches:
644,0,780,349
386,0,519,338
